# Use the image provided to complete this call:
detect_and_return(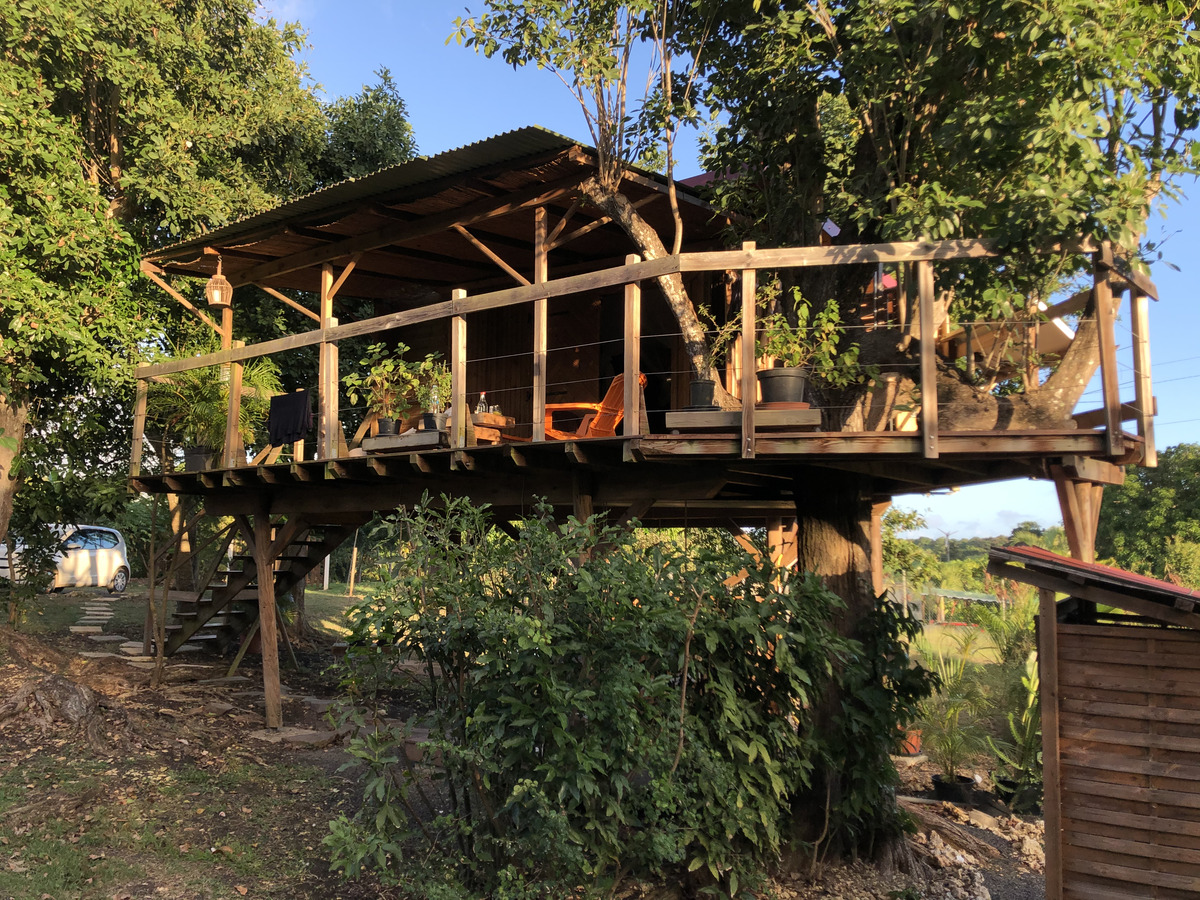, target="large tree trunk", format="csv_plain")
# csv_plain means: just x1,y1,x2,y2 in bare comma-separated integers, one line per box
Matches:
578,177,740,409
0,397,28,547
